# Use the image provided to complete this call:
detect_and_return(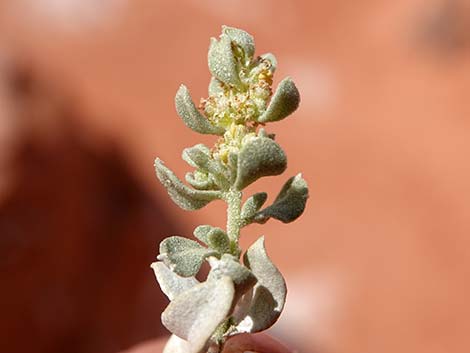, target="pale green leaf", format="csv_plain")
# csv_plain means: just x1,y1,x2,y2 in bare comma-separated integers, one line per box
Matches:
175,85,224,135
161,276,235,353
158,236,217,277
193,225,230,254
155,158,221,210
151,262,199,301
208,255,257,301
240,192,268,225
255,173,308,223
208,76,224,95
260,53,277,73
222,25,255,60
208,36,240,86
257,77,300,123
163,335,191,353
234,236,286,333
235,137,287,190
